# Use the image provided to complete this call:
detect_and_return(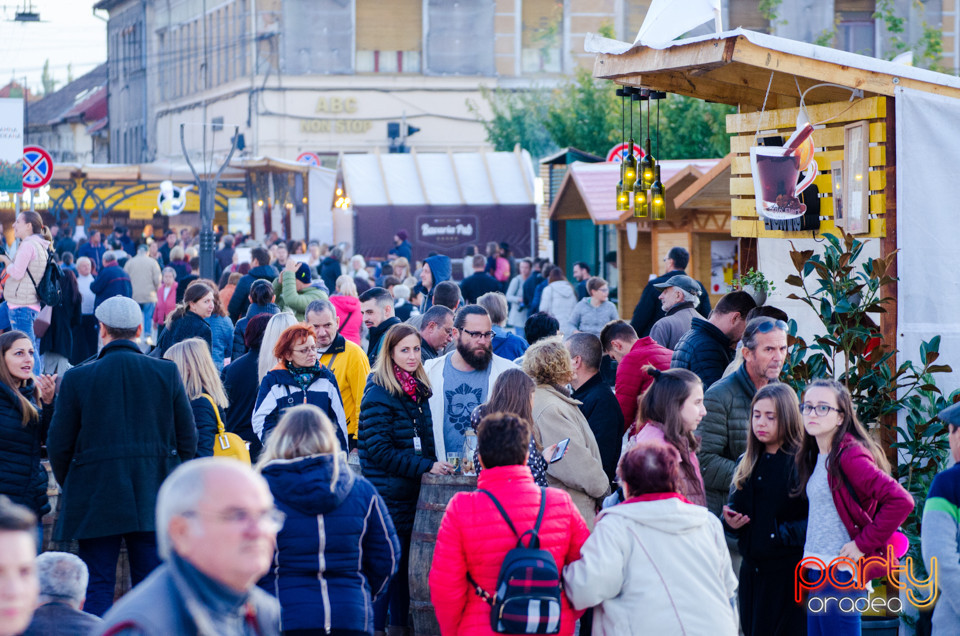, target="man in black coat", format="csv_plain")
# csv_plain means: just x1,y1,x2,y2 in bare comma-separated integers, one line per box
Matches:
47,296,197,617
671,291,757,390
227,246,279,322
629,246,711,337
566,333,623,487
460,254,501,305
222,313,272,463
